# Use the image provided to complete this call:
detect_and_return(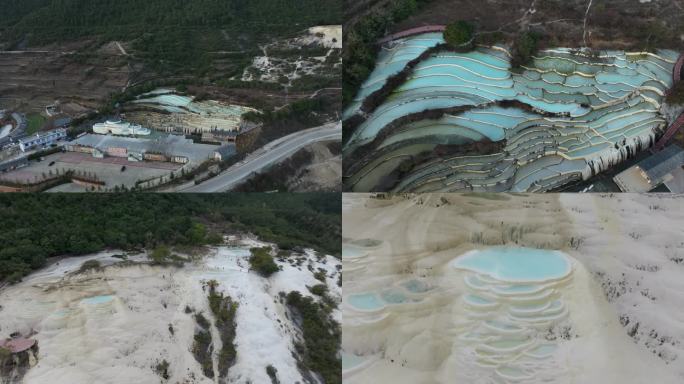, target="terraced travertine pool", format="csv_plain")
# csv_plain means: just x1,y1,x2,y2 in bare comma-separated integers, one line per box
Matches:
450,248,573,382
343,32,679,192
343,247,574,383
